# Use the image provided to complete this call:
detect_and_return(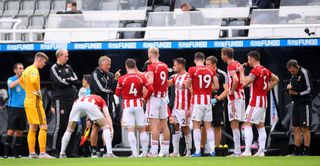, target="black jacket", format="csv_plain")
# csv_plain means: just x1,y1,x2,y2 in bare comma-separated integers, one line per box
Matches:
90,67,117,112
290,67,313,103
50,63,80,102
